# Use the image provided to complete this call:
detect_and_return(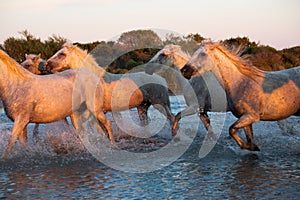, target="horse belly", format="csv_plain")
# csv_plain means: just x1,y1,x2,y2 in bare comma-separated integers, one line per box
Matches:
261,84,300,120
103,78,144,111
29,84,75,123
30,100,73,123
